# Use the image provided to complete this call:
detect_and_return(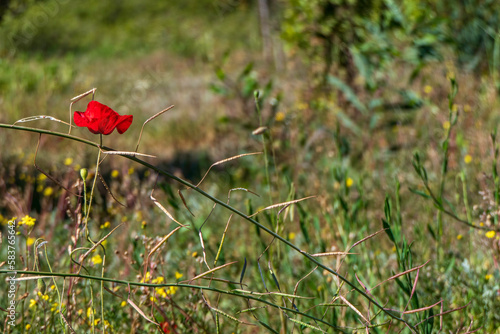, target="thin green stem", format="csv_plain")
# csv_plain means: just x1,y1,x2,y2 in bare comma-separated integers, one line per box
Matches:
100,254,105,334
492,131,499,226
83,172,87,217
42,244,63,325
83,136,102,243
